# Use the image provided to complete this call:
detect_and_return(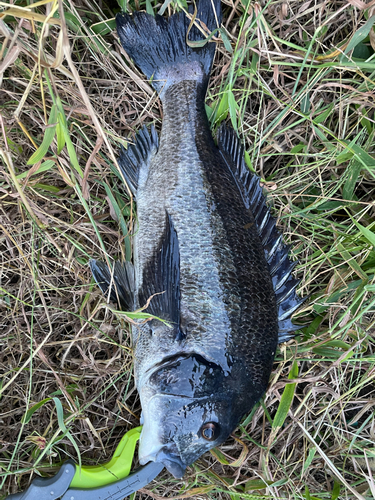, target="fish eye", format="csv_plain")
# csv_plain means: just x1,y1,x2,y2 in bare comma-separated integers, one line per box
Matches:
200,422,220,441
